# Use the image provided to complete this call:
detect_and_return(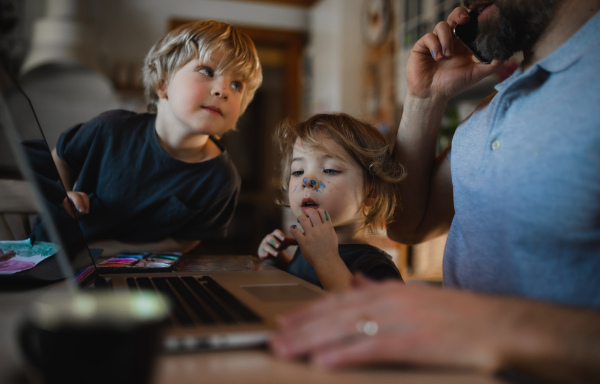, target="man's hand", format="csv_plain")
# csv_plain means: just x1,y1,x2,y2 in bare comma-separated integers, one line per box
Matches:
271,277,505,371
407,7,503,102
271,275,600,383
